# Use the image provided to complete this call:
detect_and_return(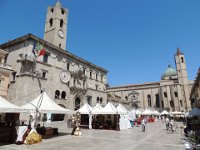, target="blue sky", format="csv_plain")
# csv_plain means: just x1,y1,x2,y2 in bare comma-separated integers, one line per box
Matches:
0,0,200,86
